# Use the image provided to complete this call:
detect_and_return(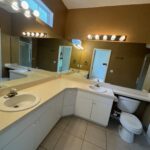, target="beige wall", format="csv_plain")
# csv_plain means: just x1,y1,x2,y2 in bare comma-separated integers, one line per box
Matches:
0,8,11,34
65,4,150,43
